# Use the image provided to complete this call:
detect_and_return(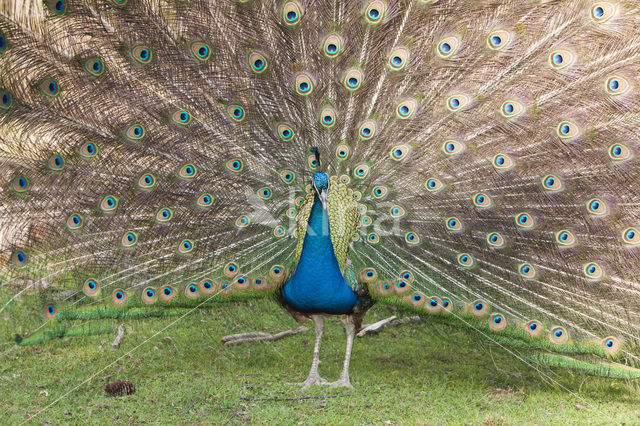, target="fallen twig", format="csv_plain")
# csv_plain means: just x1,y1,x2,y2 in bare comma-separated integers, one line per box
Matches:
111,324,125,349
222,326,308,345
240,393,366,402
357,316,421,337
